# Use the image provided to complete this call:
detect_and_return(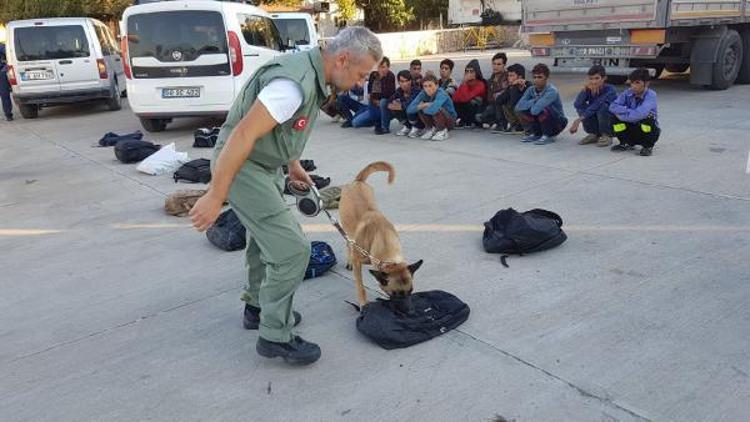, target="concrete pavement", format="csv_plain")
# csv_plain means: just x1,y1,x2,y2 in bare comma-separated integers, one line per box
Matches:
2,56,750,421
